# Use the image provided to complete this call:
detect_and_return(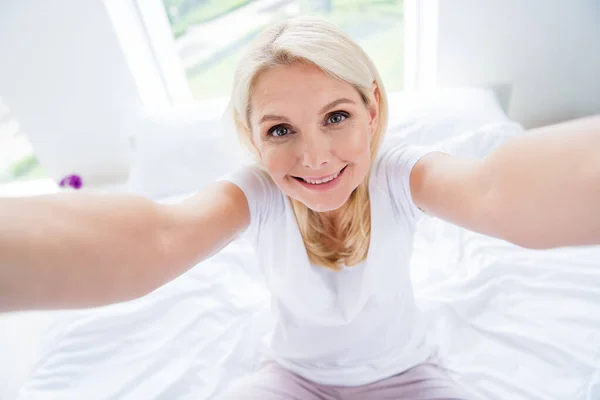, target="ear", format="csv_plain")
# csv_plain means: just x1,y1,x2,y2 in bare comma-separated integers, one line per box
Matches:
369,82,380,136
